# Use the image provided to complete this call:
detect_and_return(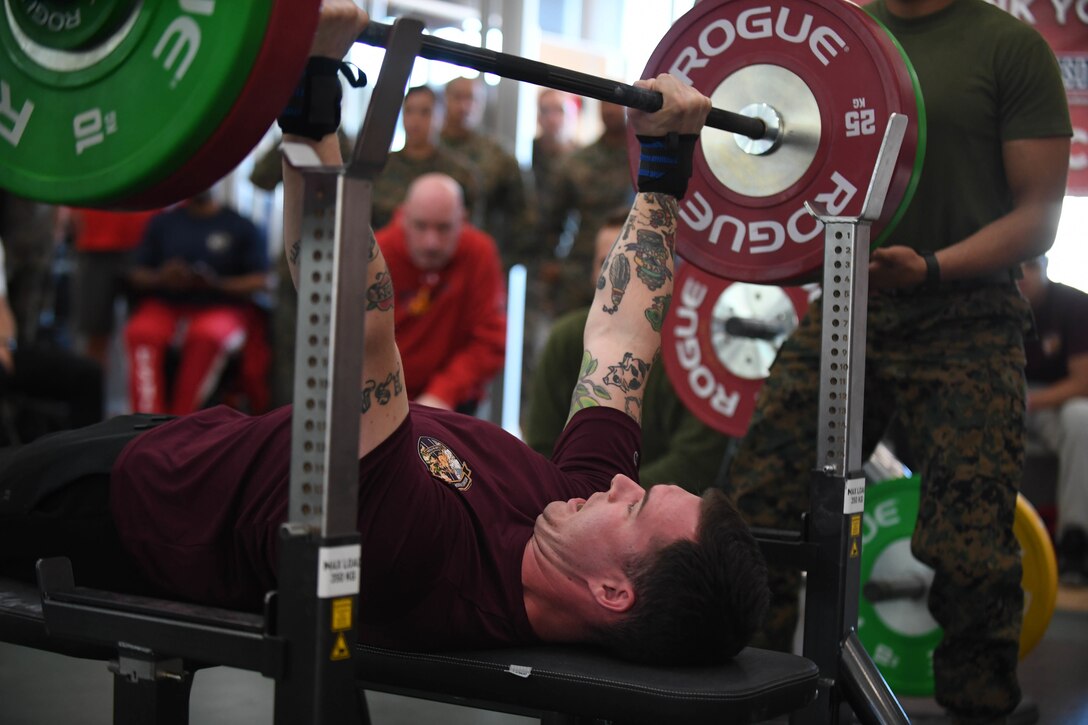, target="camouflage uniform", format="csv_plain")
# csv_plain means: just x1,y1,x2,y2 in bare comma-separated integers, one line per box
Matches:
439,130,535,270
531,135,575,232
729,283,1031,718
541,138,633,316
371,148,480,232
726,1,1070,720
